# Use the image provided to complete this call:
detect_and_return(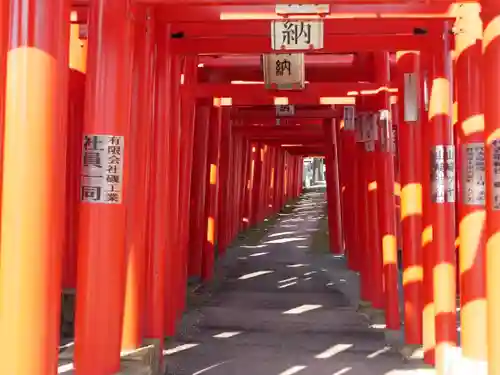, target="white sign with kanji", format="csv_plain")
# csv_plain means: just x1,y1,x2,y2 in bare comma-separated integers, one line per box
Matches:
276,105,295,116
275,4,330,15
271,20,324,51
463,142,485,206
404,72,419,122
263,53,305,90
343,106,355,131
378,109,391,152
81,134,124,204
361,112,378,142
